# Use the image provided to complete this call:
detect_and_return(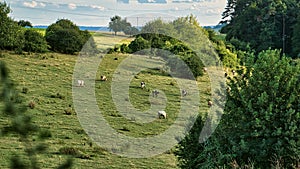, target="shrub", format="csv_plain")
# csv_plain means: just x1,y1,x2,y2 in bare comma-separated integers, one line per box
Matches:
23,29,48,53
177,50,300,168
128,36,151,53
45,19,97,55
28,101,35,109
